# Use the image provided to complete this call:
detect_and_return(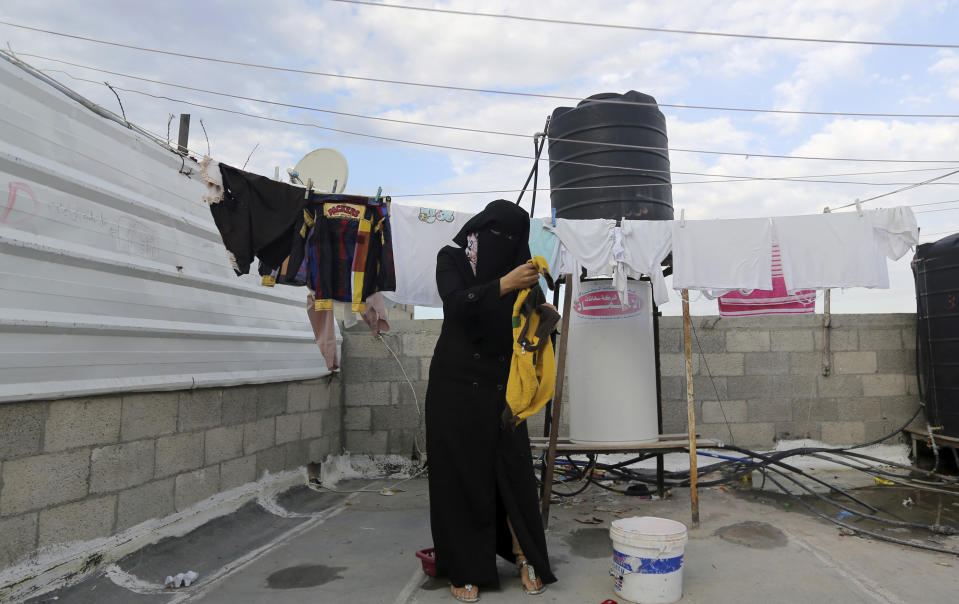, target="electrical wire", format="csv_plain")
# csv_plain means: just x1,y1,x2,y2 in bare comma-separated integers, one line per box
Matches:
328,0,959,50
19,52,959,164
40,70,959,192
833,167,959,210
3,21,959,118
